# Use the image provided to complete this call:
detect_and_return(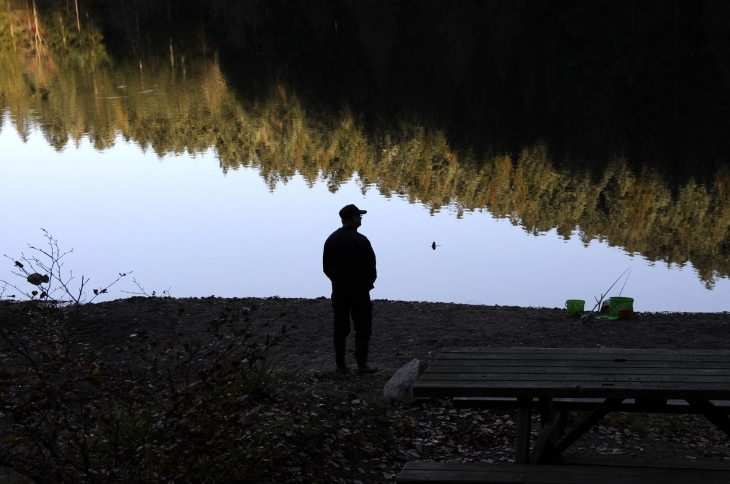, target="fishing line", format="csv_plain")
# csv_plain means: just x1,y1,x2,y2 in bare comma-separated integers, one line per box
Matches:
618,267,632,297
